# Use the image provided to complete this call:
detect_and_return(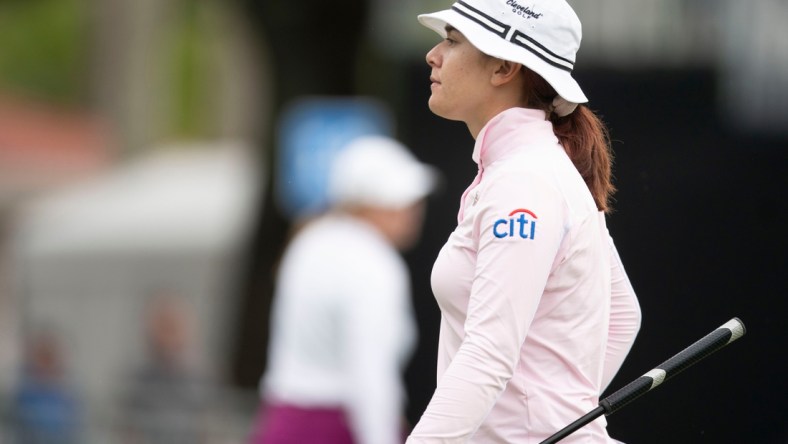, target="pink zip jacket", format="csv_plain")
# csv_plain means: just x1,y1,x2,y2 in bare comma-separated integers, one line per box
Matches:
407,108,641,443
